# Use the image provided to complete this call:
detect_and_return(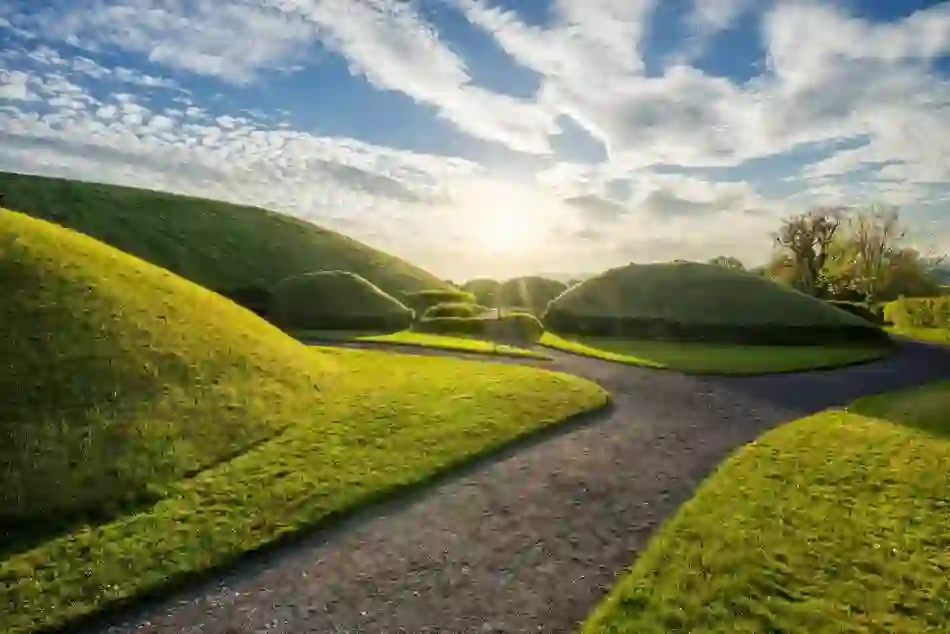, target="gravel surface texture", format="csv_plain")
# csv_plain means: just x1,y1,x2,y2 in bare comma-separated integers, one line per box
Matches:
84,340,950,634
